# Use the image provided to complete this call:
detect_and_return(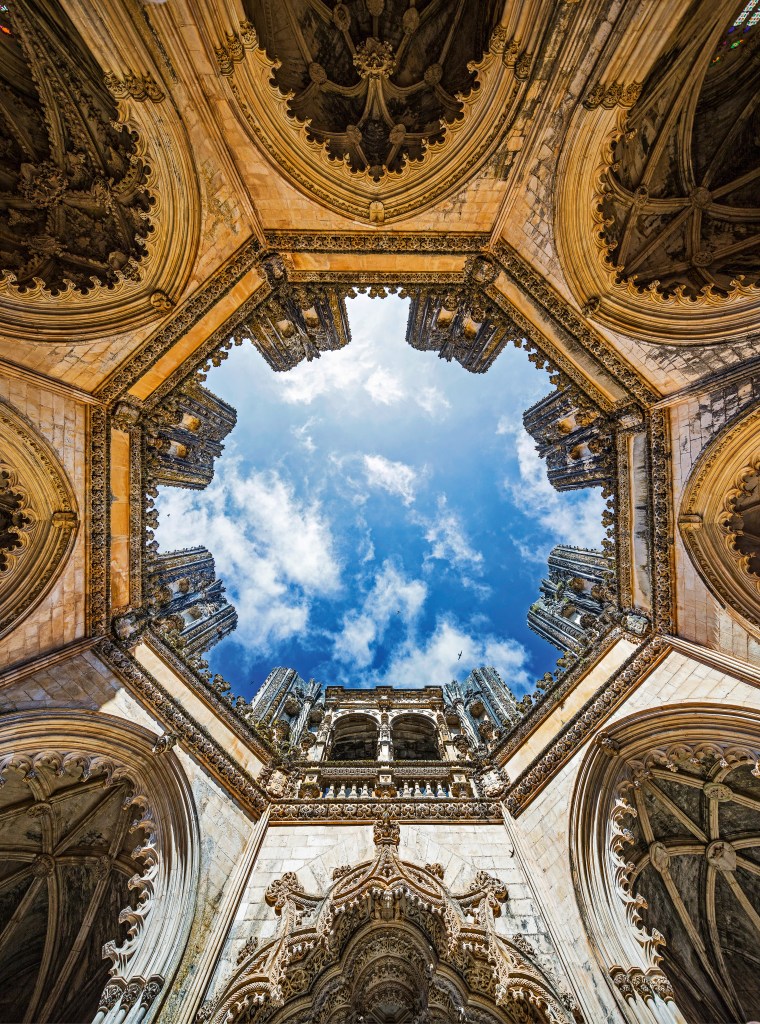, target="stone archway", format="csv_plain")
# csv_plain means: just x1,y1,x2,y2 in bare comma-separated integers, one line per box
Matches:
678,403,760,639
0,712,200,1024
571,703,760,1023
0,399,78,641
